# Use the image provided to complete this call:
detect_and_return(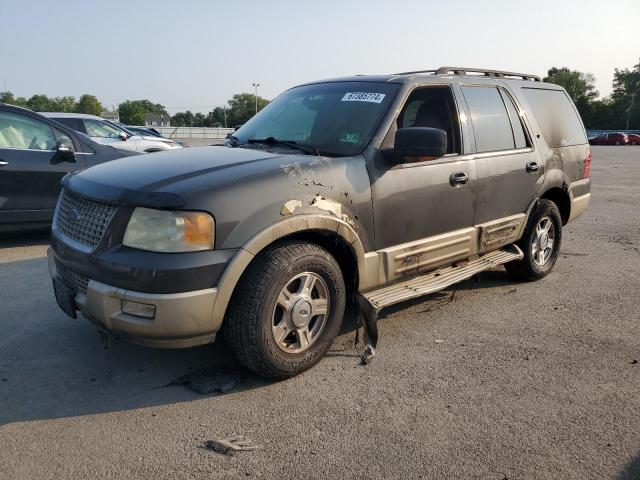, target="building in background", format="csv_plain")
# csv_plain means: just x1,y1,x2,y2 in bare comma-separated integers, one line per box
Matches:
144,113,171,127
